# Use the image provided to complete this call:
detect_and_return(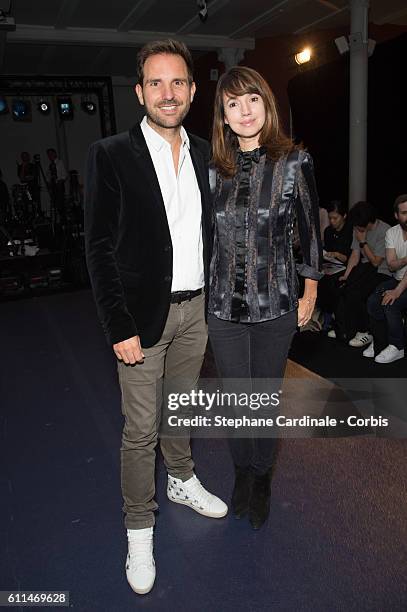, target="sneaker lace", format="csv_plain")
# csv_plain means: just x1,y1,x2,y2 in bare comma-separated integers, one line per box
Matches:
382,345,396,356
128,534,153,568
187,477,213,508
